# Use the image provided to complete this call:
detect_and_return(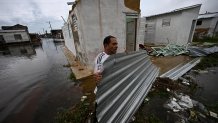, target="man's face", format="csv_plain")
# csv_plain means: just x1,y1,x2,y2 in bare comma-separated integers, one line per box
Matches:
105,38,118,55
